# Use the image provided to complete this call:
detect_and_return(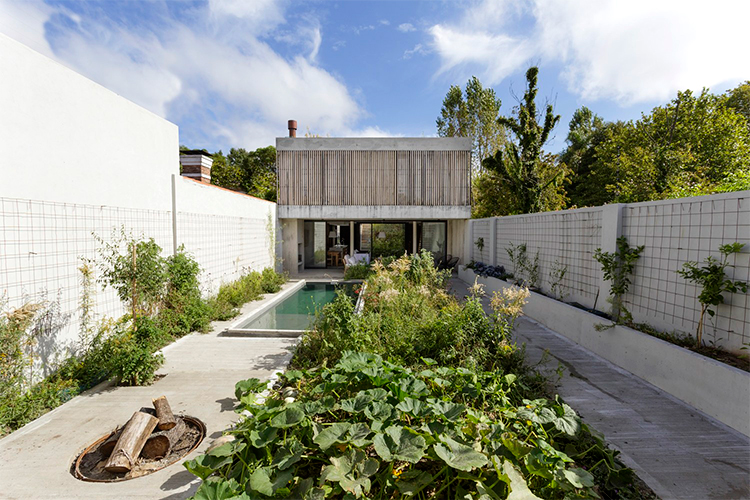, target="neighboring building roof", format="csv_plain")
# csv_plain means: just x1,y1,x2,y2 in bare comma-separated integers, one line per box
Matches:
180,149,213,157
276,137,472,151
